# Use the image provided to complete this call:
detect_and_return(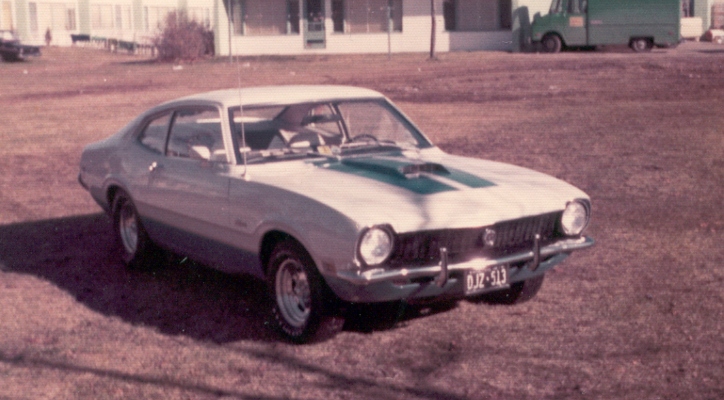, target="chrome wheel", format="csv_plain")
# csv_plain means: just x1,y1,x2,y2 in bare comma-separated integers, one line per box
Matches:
267,240,344,343
275,258,312,328
630,38,652,52
112,190,158,269
118,202,139,256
